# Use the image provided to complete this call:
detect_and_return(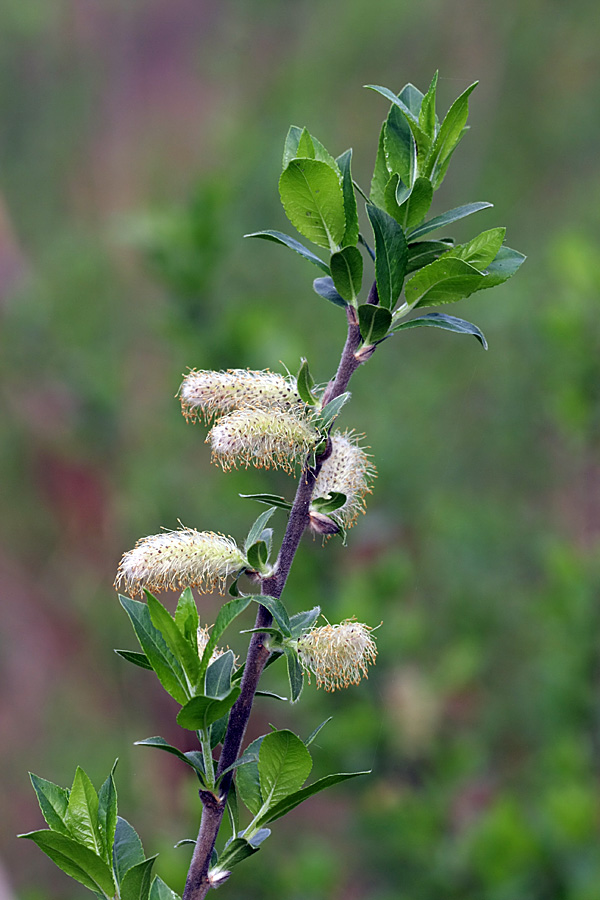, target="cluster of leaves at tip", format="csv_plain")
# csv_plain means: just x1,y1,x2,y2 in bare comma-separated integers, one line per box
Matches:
247,73,525,350
19,763,178,900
